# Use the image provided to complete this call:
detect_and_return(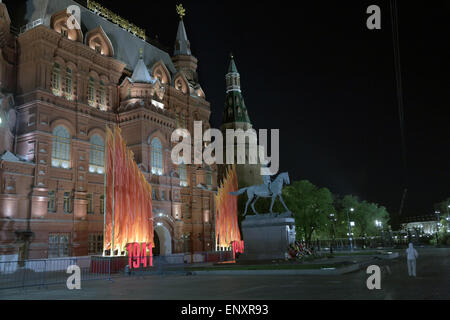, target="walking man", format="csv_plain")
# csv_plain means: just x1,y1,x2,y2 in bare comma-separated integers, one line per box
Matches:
406,242,418,277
